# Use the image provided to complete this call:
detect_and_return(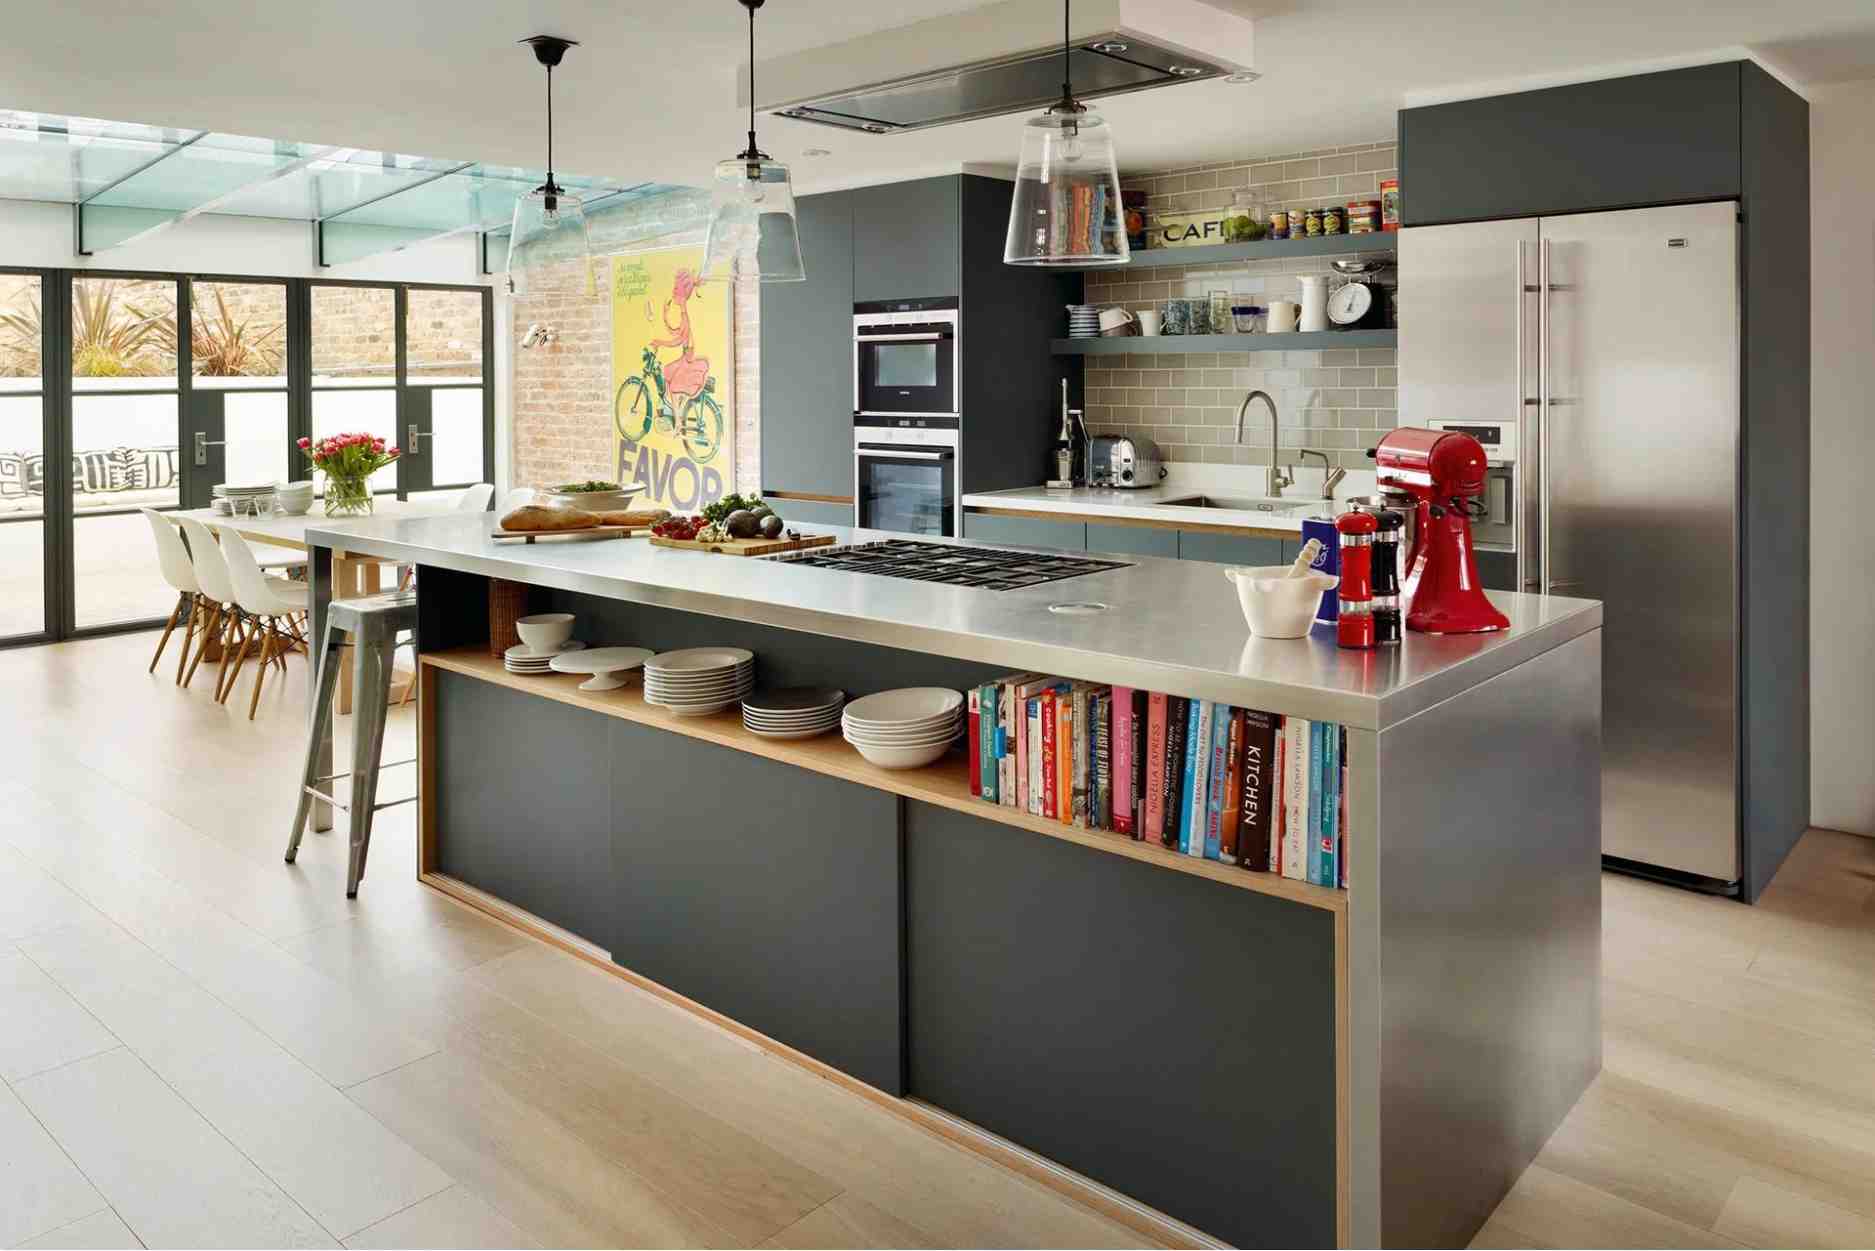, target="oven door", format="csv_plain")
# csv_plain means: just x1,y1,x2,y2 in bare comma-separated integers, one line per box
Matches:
854,325,957,415
855,444,956,537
